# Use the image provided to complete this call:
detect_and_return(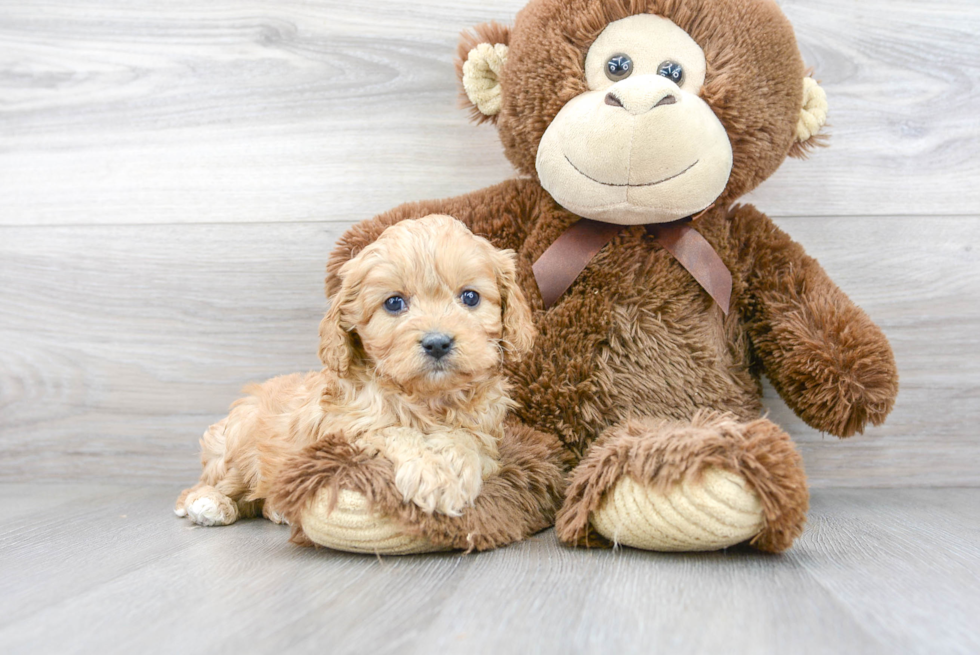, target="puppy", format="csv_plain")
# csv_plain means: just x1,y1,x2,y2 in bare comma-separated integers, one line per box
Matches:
175,215,535,526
